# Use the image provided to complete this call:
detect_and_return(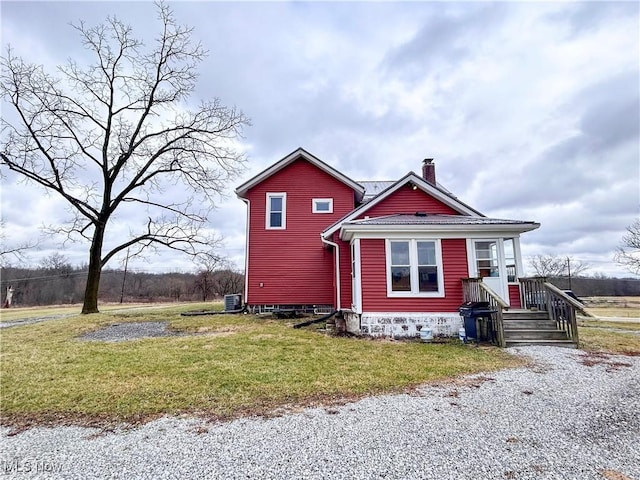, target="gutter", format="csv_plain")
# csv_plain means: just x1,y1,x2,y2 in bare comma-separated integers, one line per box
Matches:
240,197,250,306
321,234,341,310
